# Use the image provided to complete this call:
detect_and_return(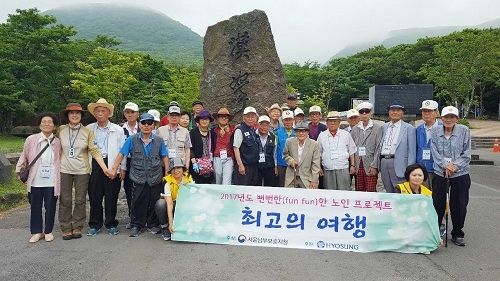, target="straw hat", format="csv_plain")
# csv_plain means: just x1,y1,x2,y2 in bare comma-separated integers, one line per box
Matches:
88,98,115,117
